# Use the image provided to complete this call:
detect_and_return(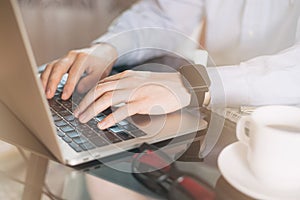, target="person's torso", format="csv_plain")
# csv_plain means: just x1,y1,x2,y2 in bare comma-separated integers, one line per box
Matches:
203,0,300,65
